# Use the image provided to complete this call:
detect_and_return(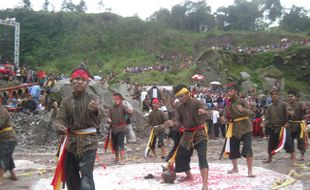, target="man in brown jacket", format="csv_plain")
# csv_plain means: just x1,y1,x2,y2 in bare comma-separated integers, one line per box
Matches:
54,68,106,190
107,93,133,162
0,103,18,185
145,98,167,159
221,83,255,177
263,89,297,165
287,90,307,161
167,84,209,190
